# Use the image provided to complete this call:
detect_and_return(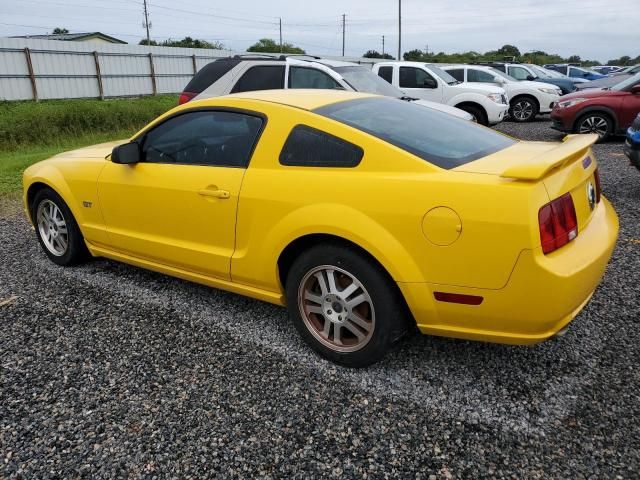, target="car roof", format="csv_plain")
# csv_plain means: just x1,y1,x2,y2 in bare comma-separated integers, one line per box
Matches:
207,89,378,110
